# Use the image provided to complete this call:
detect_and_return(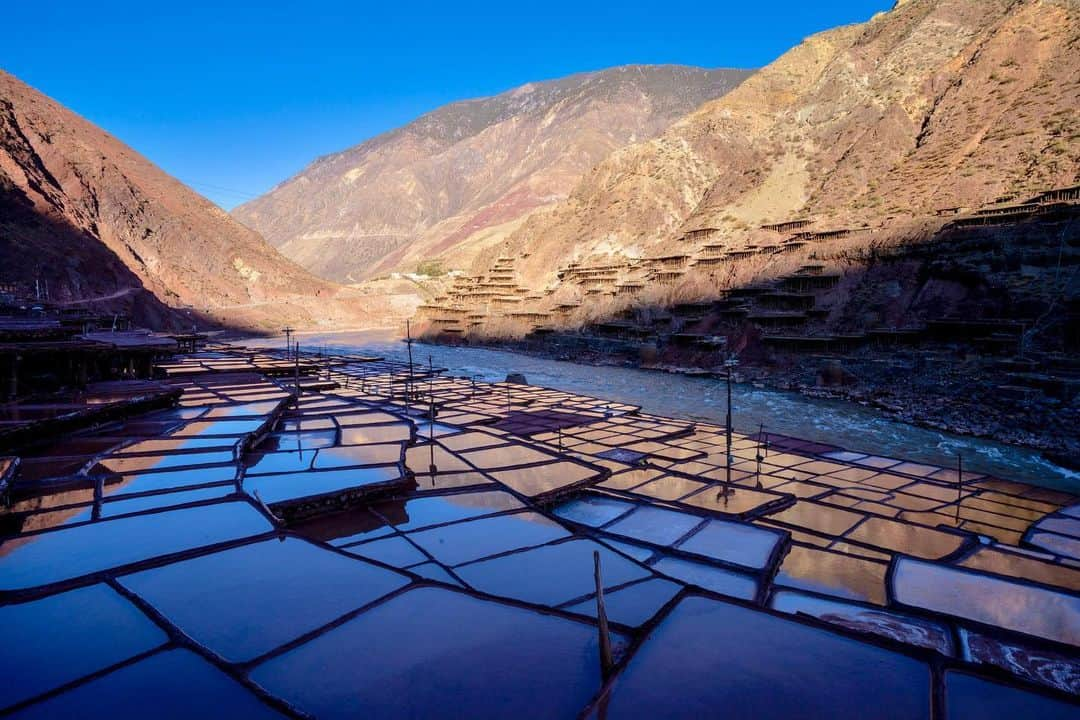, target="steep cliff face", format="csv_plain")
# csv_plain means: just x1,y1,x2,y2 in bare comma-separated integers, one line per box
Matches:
0,70,403,331
479,0,1078,286
232,65,751,282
